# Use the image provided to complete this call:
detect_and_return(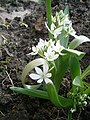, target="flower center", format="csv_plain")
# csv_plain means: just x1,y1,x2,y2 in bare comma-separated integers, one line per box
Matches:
41,73,45,78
